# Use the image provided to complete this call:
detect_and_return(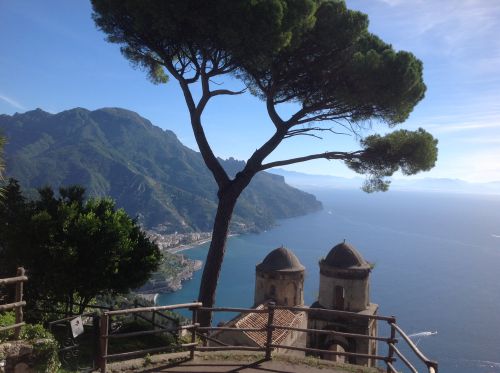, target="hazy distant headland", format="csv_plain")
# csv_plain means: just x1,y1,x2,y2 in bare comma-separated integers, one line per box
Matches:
270,168,500,195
